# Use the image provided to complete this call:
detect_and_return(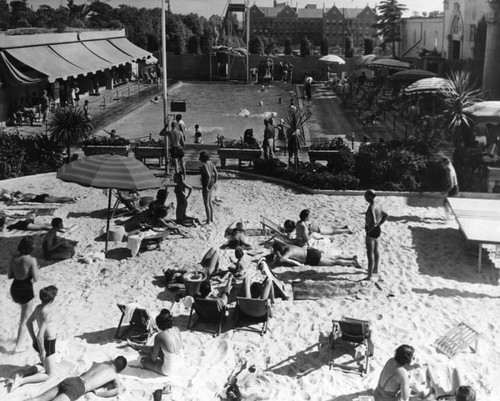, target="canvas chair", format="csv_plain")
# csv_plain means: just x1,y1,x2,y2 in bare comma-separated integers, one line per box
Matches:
139,230,172,253
233,297,271,336
329,317,373,376
260,215,286,237
187,298,226,337
435,322,479,358
116,304,153,340
111,190,148,218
